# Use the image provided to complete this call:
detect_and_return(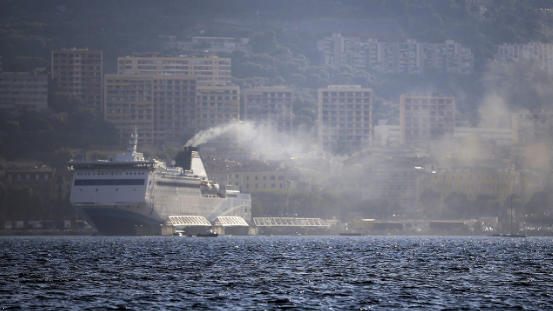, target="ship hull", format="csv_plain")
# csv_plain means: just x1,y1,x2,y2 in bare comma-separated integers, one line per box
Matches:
77,207,162,236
